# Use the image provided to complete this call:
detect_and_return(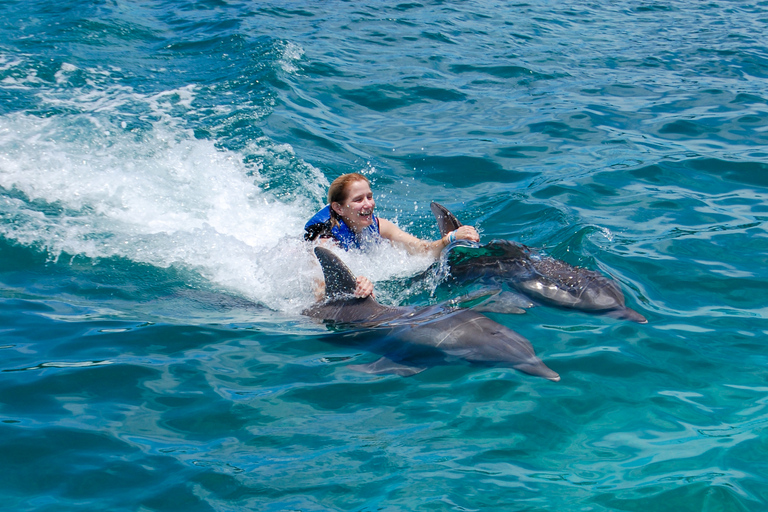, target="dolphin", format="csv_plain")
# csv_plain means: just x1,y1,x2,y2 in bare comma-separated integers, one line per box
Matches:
303,247,560,382
430,202,647,323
